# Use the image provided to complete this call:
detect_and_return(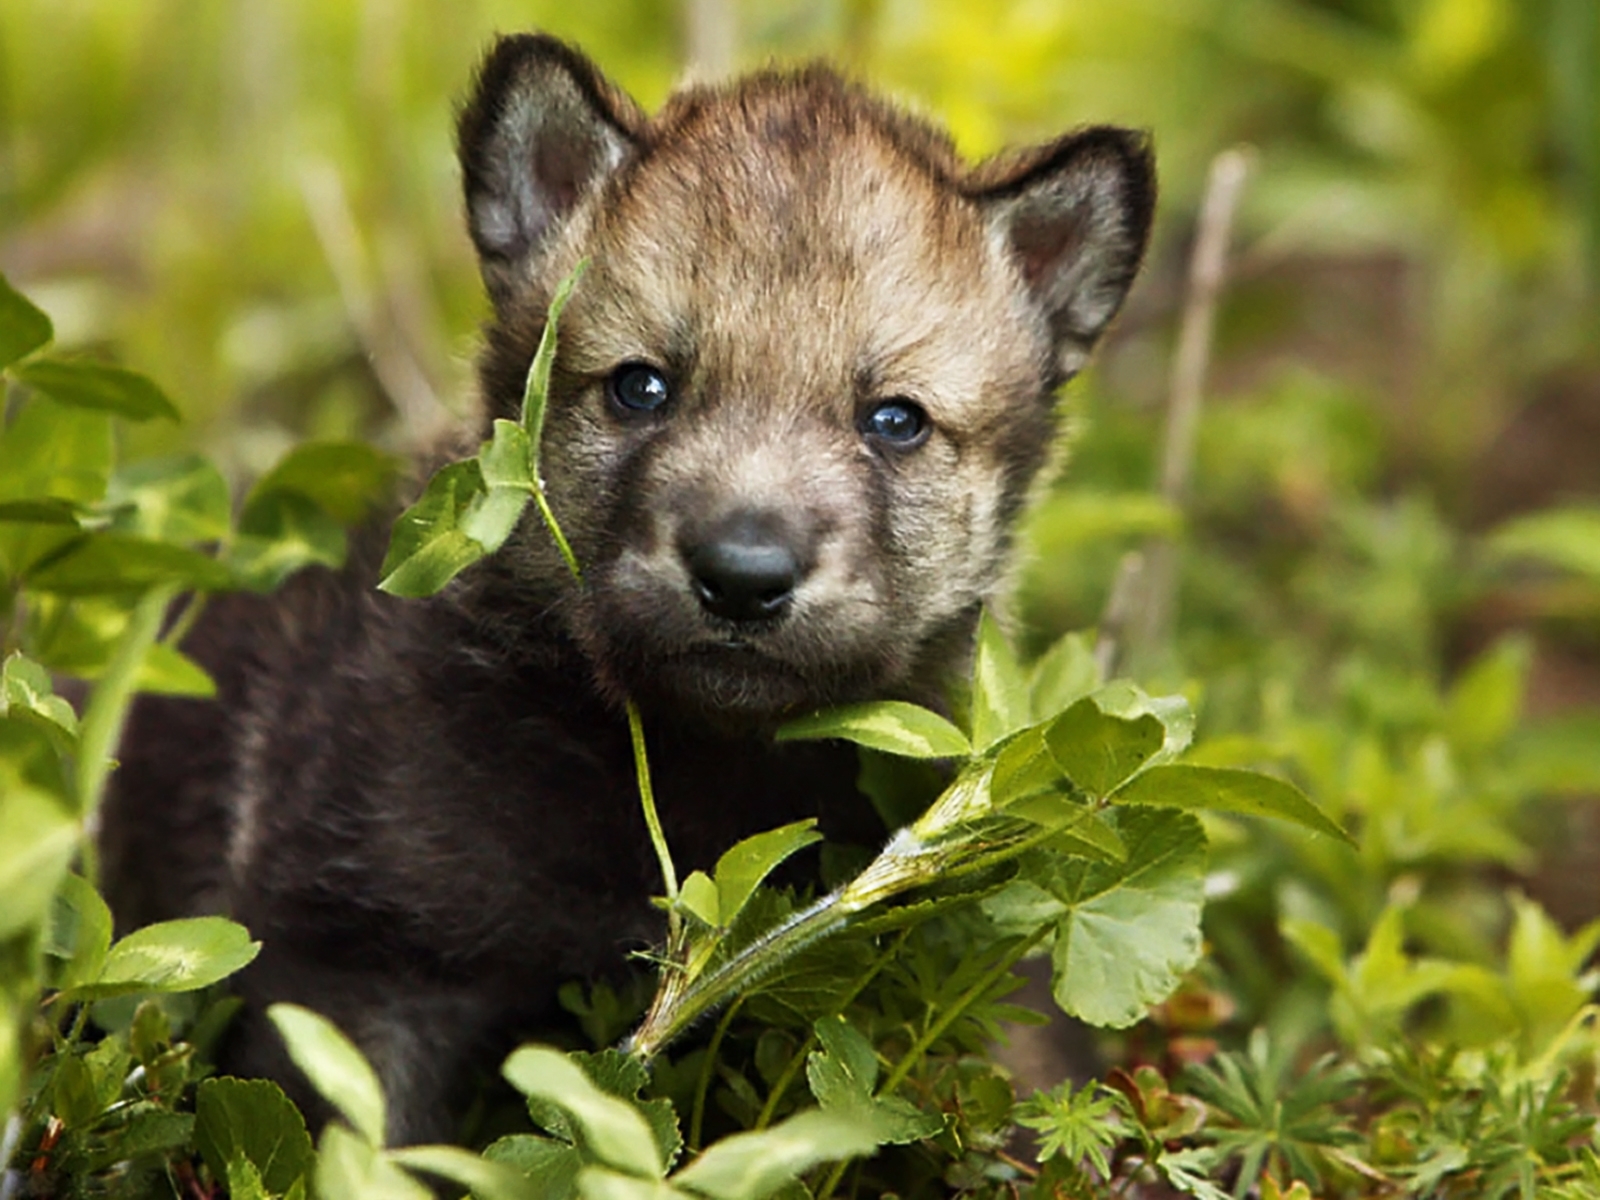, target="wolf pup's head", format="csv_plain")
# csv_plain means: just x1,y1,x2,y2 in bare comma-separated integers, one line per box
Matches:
457,34,1154,727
